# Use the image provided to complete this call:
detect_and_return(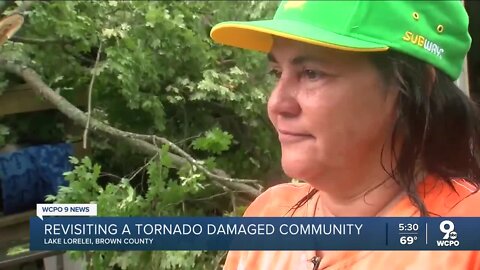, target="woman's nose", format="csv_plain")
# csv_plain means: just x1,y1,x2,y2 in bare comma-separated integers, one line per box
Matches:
268,75,302,118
